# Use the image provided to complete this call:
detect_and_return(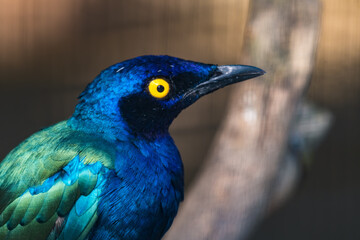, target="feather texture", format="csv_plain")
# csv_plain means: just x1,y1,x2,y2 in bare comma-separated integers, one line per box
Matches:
0,122,113,239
